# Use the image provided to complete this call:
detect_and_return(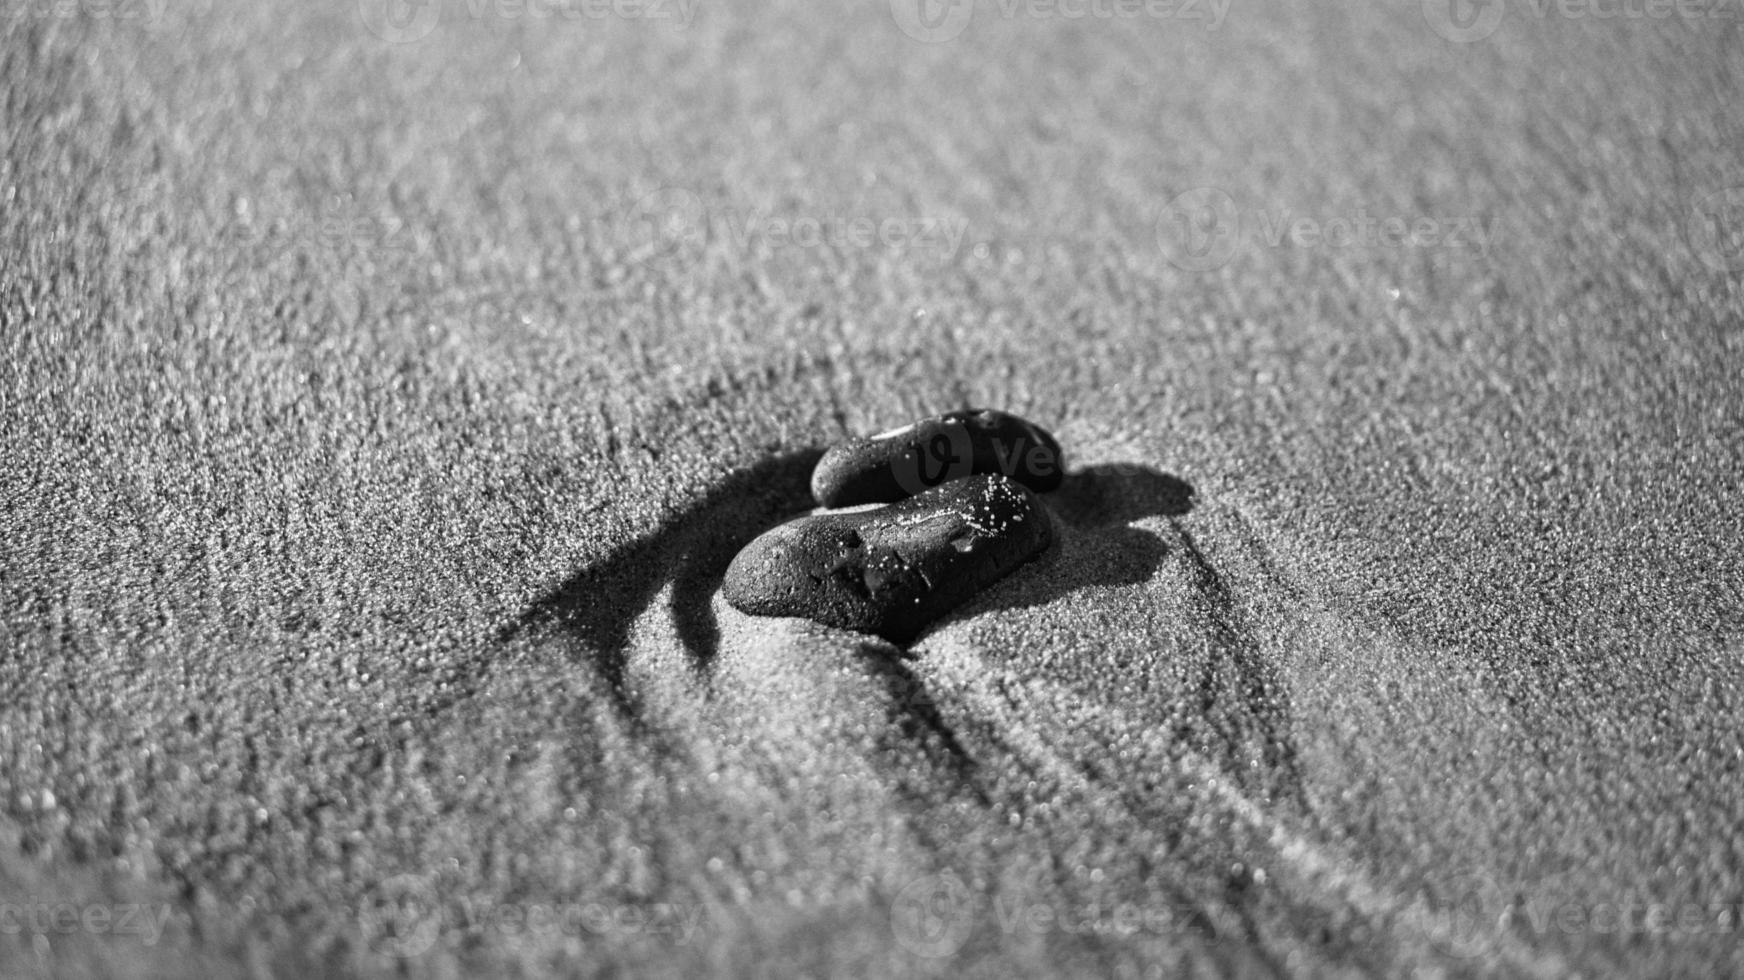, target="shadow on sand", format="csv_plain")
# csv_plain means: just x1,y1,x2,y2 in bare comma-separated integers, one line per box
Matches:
506,451,1307,811
950,463,1196,619
506,455,1196,718
505,448,825,717
1048,462,1196,527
